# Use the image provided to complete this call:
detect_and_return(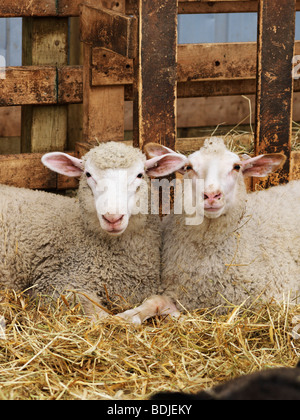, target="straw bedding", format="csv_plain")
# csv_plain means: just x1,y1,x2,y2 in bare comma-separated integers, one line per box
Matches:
0,289,299,400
